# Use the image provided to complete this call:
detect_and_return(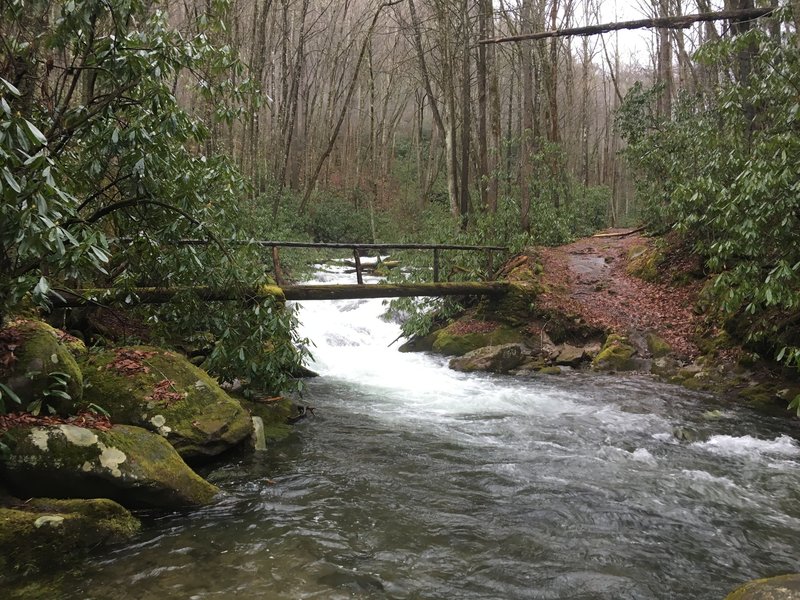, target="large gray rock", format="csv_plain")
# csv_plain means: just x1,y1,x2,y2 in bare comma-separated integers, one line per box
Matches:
725,574,800,599
449,343,527,374
0,424,220,508
80,346,252,461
